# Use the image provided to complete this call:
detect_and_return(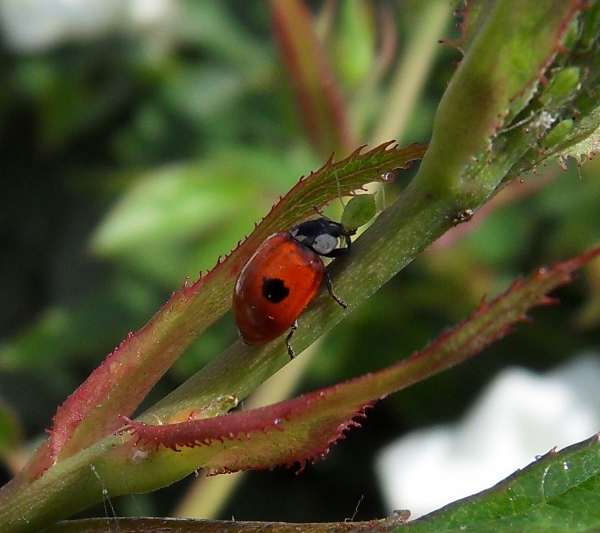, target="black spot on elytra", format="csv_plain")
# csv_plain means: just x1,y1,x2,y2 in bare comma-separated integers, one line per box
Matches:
262,277,290,303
